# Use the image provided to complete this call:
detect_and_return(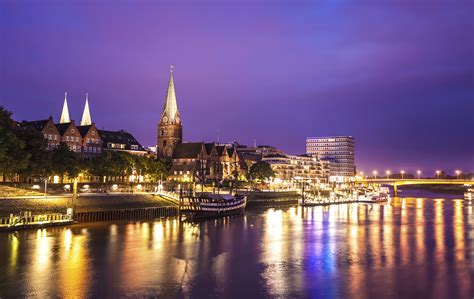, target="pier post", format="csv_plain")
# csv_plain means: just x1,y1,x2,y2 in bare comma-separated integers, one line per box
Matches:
393,184,398,197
